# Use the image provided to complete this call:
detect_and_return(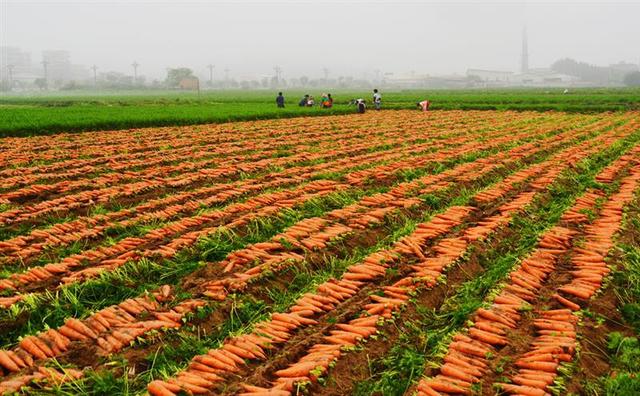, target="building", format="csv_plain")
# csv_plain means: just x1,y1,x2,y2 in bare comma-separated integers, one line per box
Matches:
42,50,73,82
179,76,200,90
514,68,580,86
1,46,35,84
466,69,514,86
609,61,639,74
